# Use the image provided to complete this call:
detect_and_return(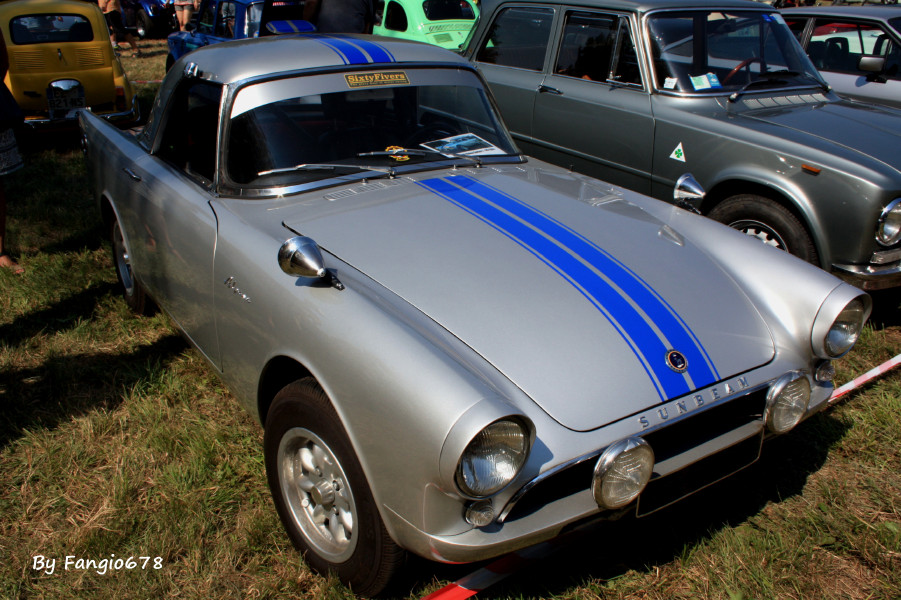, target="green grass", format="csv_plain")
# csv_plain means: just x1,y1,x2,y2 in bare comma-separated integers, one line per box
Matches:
0,47,899,600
